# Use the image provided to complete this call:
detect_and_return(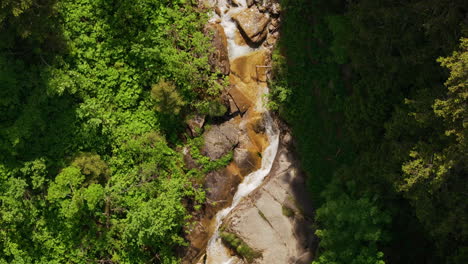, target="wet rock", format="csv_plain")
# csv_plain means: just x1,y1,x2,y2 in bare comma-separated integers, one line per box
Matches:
233,148,261,176
204,164,243,219
204,23,230,75
228,50,270,112
186,114,205,137
230,49,269,83
202,121,240,160
234,30,247,46
205,167,241,204
228,82,255,113
243,112,269,153
250,113,266,134
232,7,270,44
182,223,209,264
